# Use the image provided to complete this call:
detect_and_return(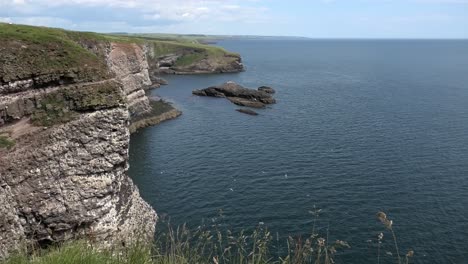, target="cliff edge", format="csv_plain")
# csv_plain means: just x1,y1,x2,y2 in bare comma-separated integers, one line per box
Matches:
0,23,242,258
0,24,158,258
